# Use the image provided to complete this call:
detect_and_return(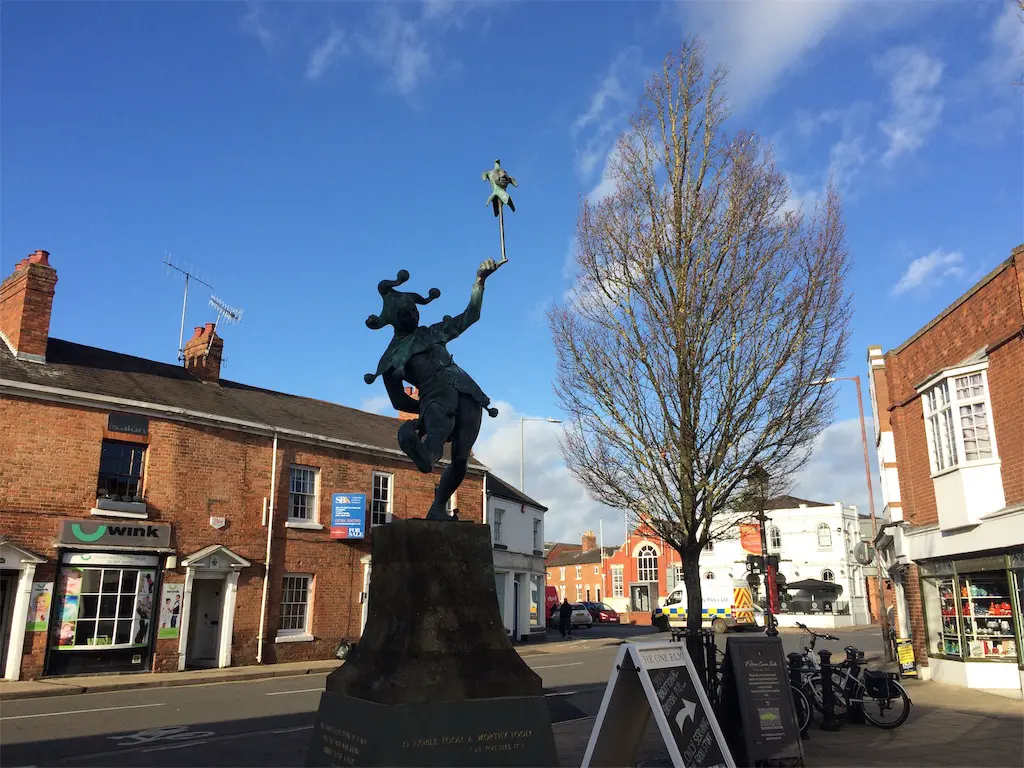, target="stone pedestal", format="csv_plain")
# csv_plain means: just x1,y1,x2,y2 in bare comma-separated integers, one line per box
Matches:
306,519,556,767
